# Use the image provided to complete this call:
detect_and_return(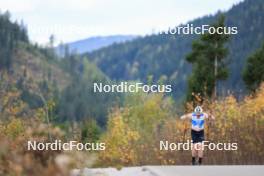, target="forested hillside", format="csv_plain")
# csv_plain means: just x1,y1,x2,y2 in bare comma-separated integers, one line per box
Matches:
1,0,264,129
87,0,264,99
0,11,118,128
